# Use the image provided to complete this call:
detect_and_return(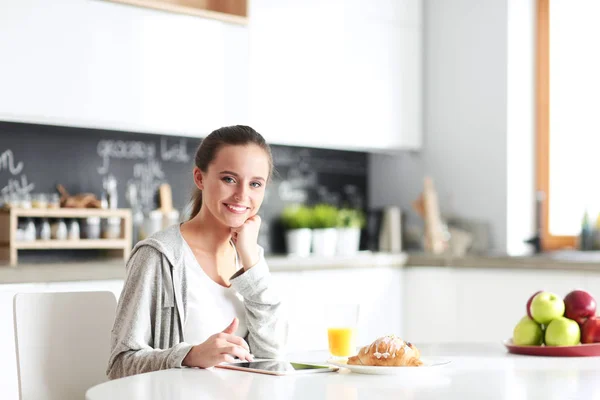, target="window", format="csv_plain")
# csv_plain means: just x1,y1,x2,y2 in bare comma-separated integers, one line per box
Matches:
537,0,598,250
